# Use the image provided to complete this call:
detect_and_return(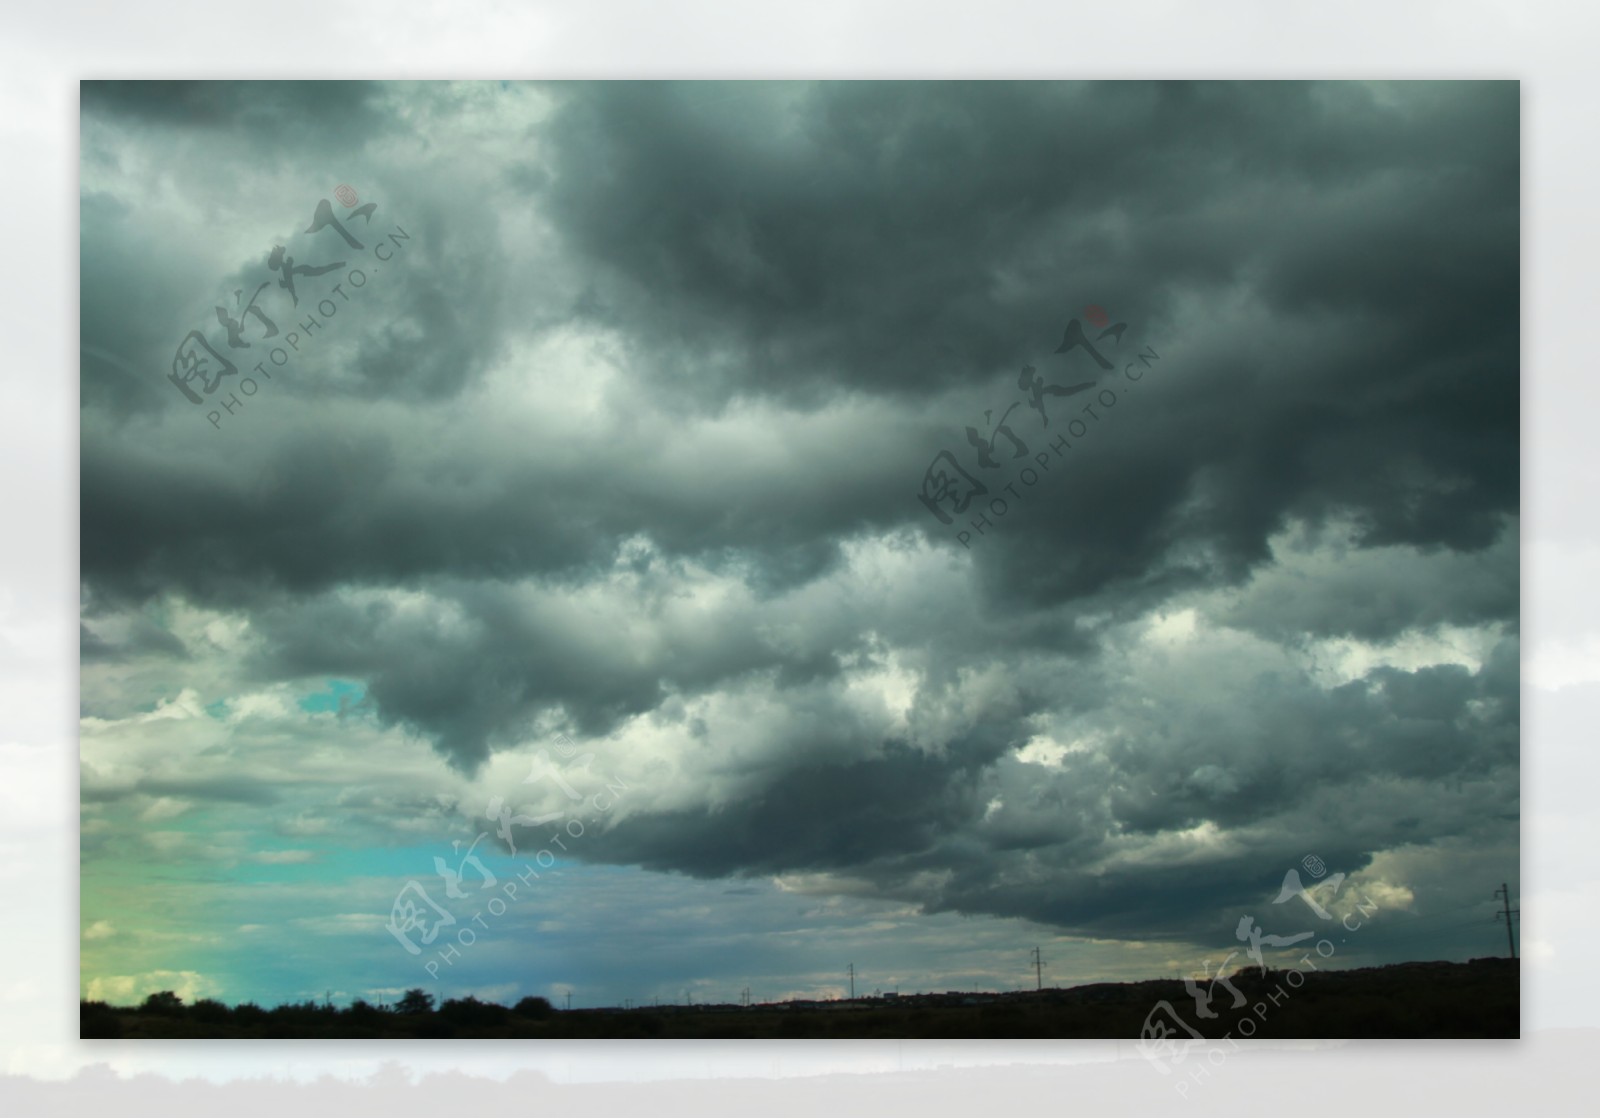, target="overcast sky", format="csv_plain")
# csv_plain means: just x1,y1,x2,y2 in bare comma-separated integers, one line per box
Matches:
78,79,1519,1011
